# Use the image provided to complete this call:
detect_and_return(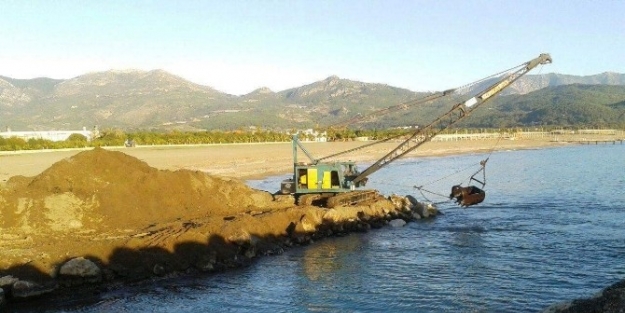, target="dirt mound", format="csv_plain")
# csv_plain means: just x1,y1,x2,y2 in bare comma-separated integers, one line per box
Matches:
0,148,274,232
